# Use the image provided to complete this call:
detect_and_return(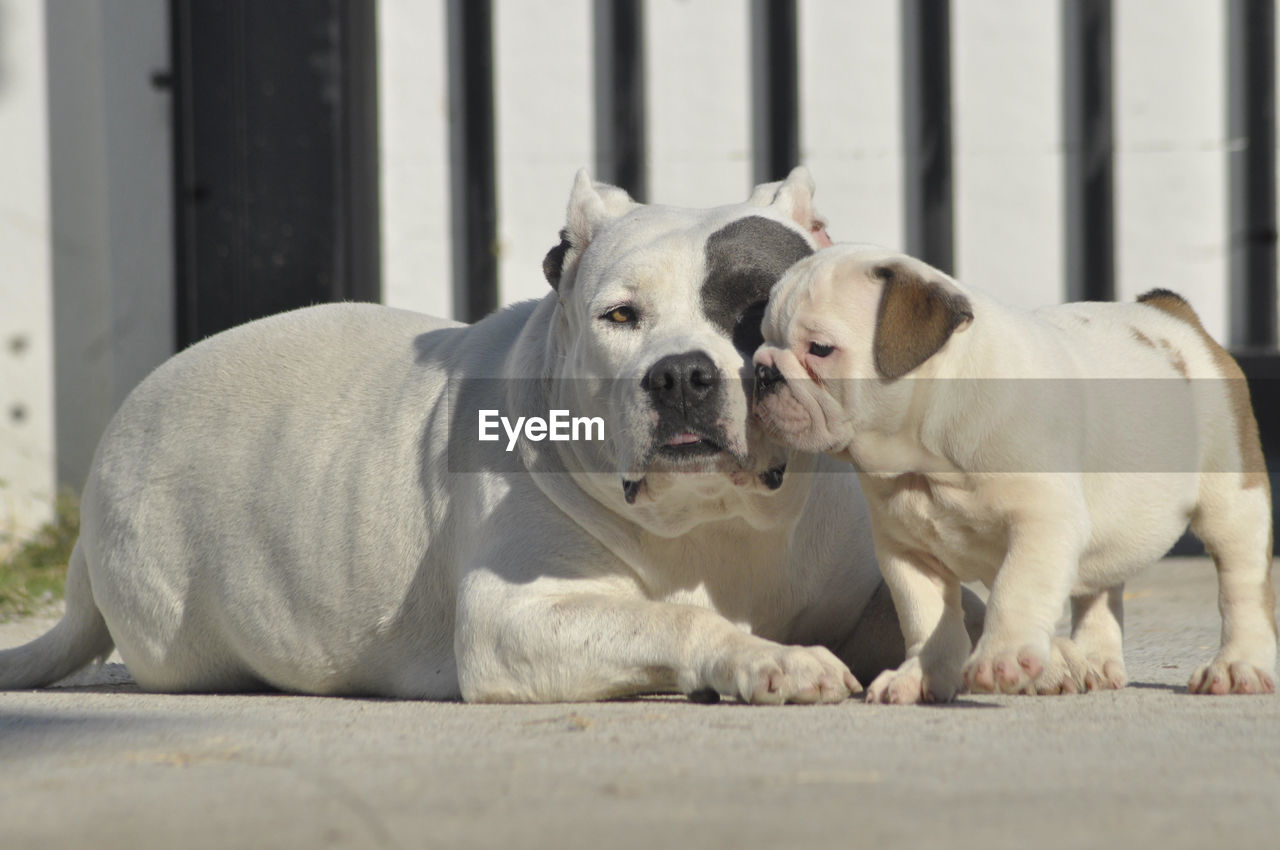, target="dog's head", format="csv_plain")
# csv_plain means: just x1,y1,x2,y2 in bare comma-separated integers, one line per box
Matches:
541,167,832,517
752,246,973,459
